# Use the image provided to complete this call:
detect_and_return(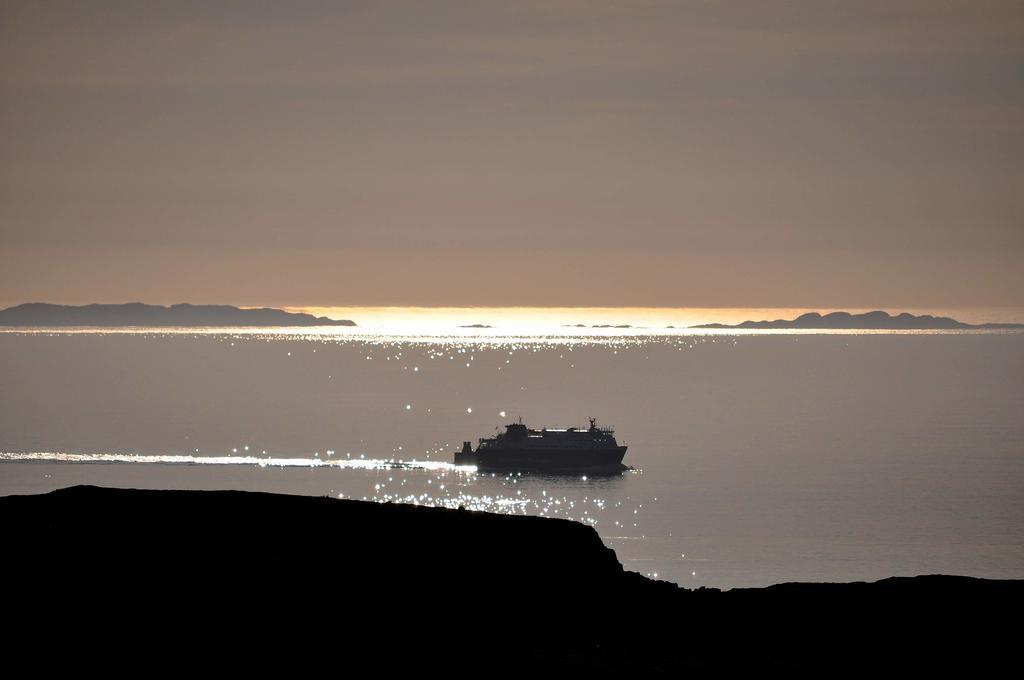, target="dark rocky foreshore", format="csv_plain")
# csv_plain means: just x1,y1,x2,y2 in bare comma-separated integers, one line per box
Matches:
4,485,1019,671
